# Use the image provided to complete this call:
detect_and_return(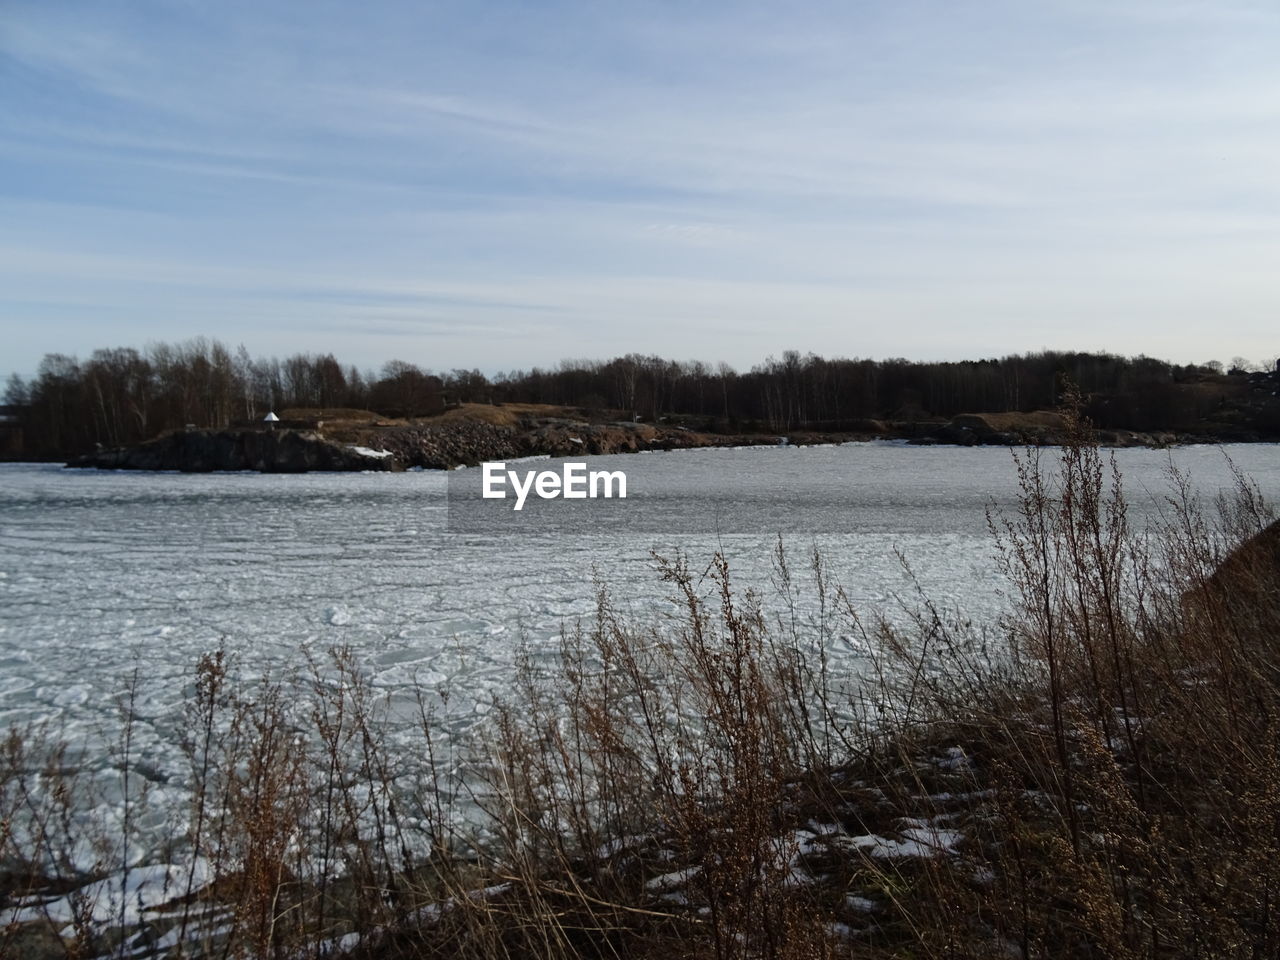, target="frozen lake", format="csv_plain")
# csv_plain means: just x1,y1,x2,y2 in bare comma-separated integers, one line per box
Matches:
1,442,1277,790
